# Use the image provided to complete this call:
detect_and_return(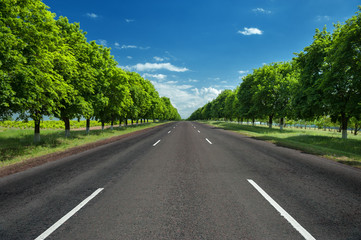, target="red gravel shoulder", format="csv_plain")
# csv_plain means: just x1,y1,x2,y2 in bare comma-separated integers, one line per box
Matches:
0,124,161,178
